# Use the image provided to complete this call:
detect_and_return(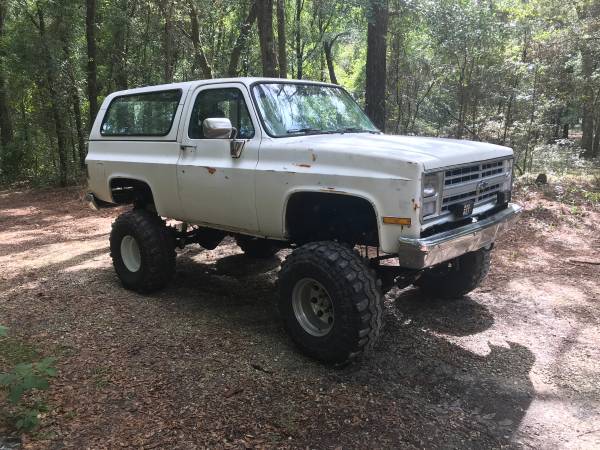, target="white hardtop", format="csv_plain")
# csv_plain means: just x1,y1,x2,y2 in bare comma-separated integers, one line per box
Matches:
103,77,338,100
